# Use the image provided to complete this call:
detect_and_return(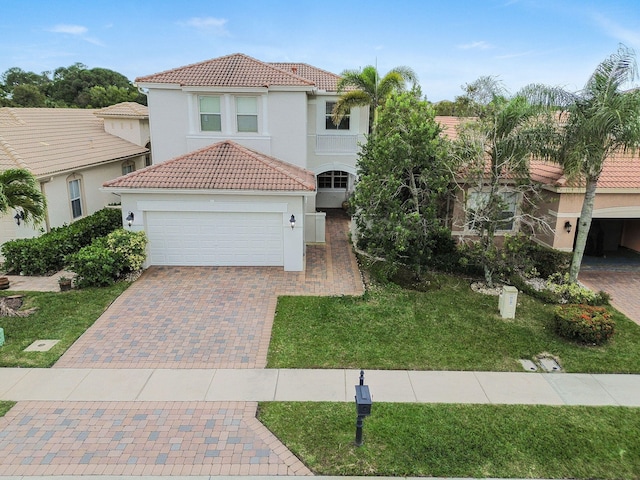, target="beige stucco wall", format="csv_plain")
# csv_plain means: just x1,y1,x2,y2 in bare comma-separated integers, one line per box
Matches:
103,118,150,147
